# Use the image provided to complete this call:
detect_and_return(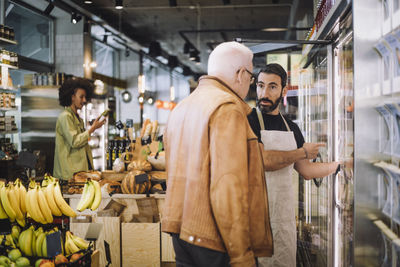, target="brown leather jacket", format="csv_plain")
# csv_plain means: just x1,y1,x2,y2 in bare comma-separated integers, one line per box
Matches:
161,76,273,266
